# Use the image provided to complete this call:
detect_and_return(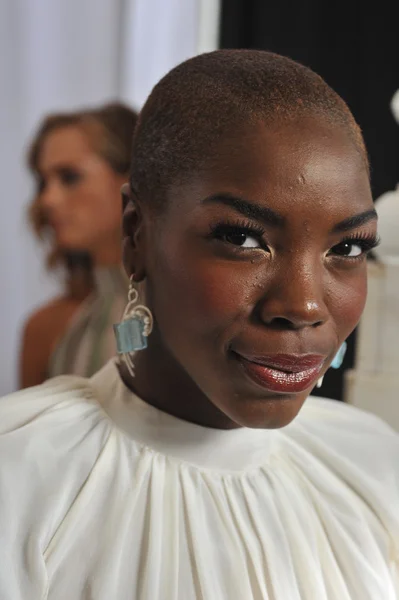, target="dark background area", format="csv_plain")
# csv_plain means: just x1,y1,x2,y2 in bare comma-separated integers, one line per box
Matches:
219,0,399,400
